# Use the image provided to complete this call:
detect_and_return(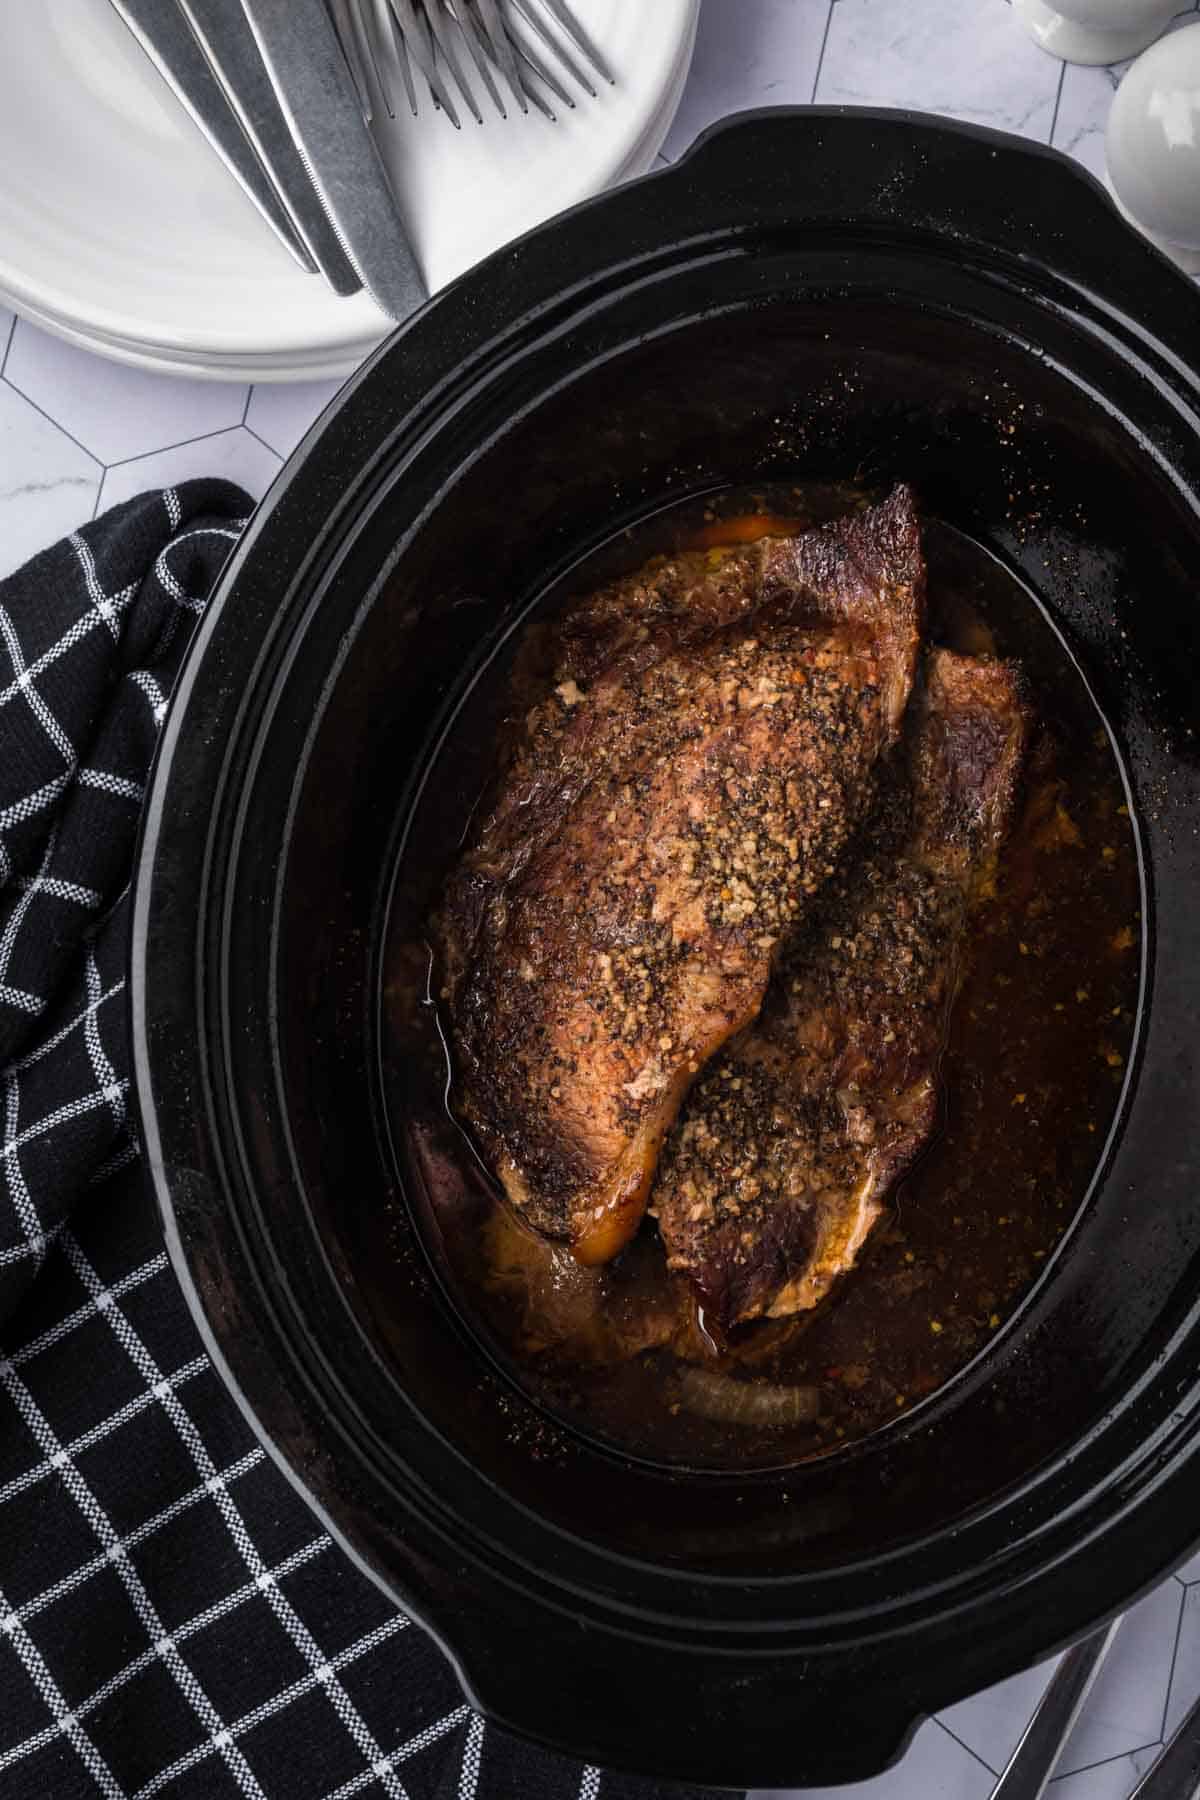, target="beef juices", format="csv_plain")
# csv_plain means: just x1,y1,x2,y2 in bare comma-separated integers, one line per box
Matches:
388,485,1137,1467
